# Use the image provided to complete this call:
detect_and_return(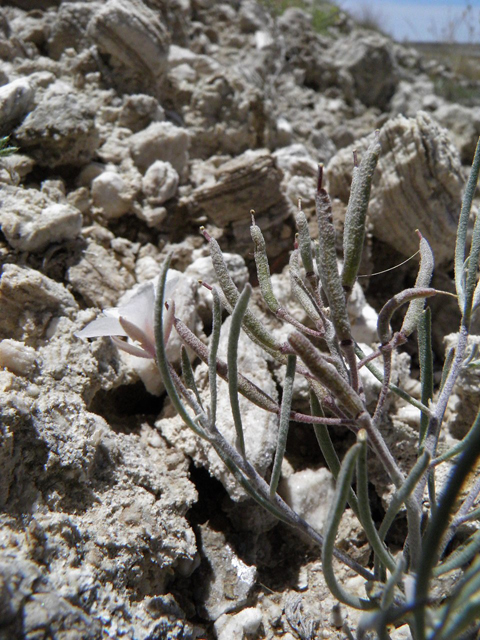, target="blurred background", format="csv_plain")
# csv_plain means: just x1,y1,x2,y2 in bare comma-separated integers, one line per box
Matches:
339,0,479,43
